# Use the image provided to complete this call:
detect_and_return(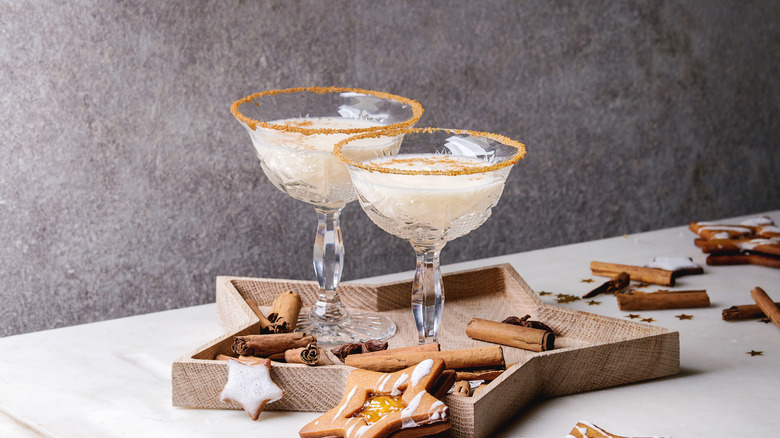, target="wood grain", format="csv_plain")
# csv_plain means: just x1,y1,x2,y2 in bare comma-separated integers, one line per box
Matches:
172,264,679,438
